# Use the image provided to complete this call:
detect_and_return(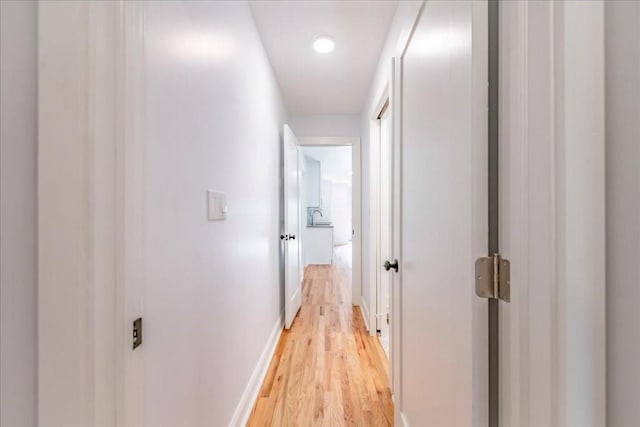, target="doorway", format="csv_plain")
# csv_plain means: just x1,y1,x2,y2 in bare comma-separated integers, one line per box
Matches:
297,136,362,308
300,145,353,271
